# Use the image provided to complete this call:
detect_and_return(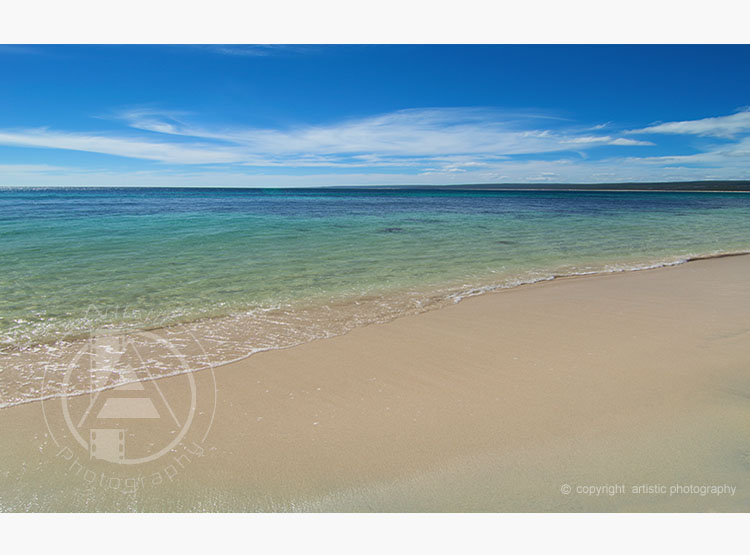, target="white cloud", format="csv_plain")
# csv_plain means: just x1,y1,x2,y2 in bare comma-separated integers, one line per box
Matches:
185,108,649,156
608,137,654,146
200,45,312,57
622,136,750,167
0,45,45,56
0,128,247,164
0,108,652,170
4,149,750,188
628,109,750,138
560,135,653,146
